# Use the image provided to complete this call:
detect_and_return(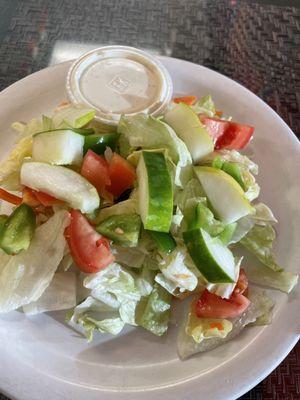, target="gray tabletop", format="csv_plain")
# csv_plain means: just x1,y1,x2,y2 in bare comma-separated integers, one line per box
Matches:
0,1,299,399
